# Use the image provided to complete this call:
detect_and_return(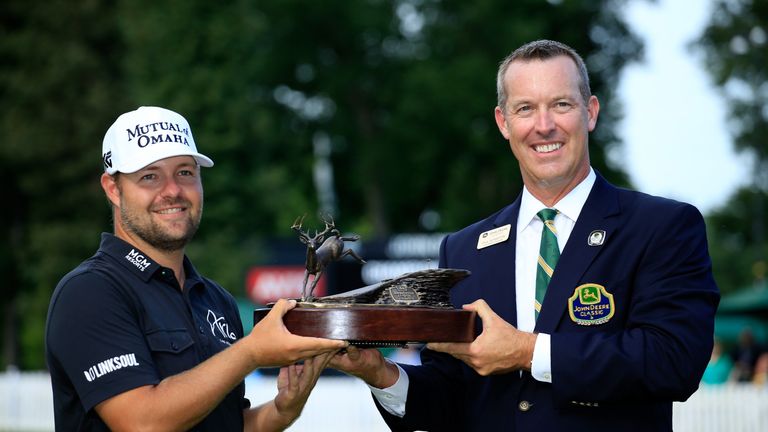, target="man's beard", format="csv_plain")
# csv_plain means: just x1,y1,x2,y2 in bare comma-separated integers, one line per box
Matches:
120,198,201,252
